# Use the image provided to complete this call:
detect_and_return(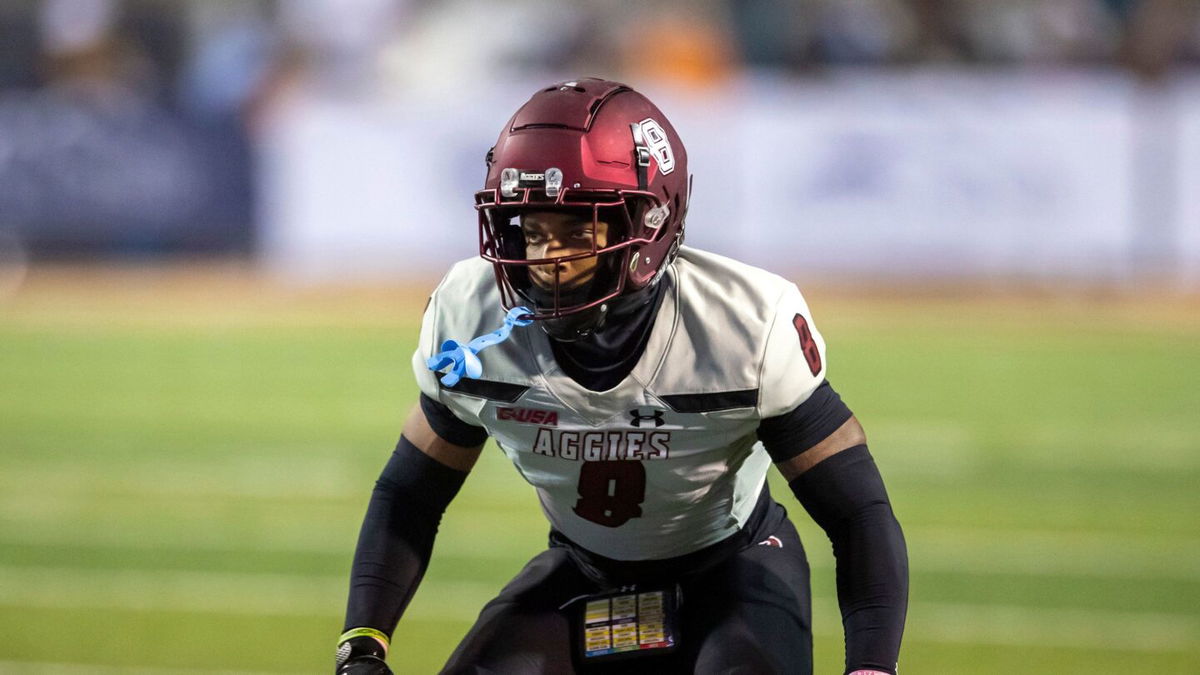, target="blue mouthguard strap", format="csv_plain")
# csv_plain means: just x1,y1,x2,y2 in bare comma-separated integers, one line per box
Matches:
427,306,533,387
